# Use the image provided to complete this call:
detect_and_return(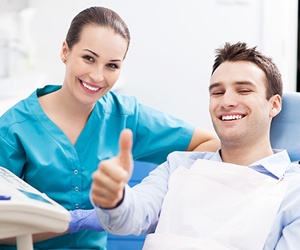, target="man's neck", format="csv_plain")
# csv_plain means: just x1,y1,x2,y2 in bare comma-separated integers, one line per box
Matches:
220,142,274,166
